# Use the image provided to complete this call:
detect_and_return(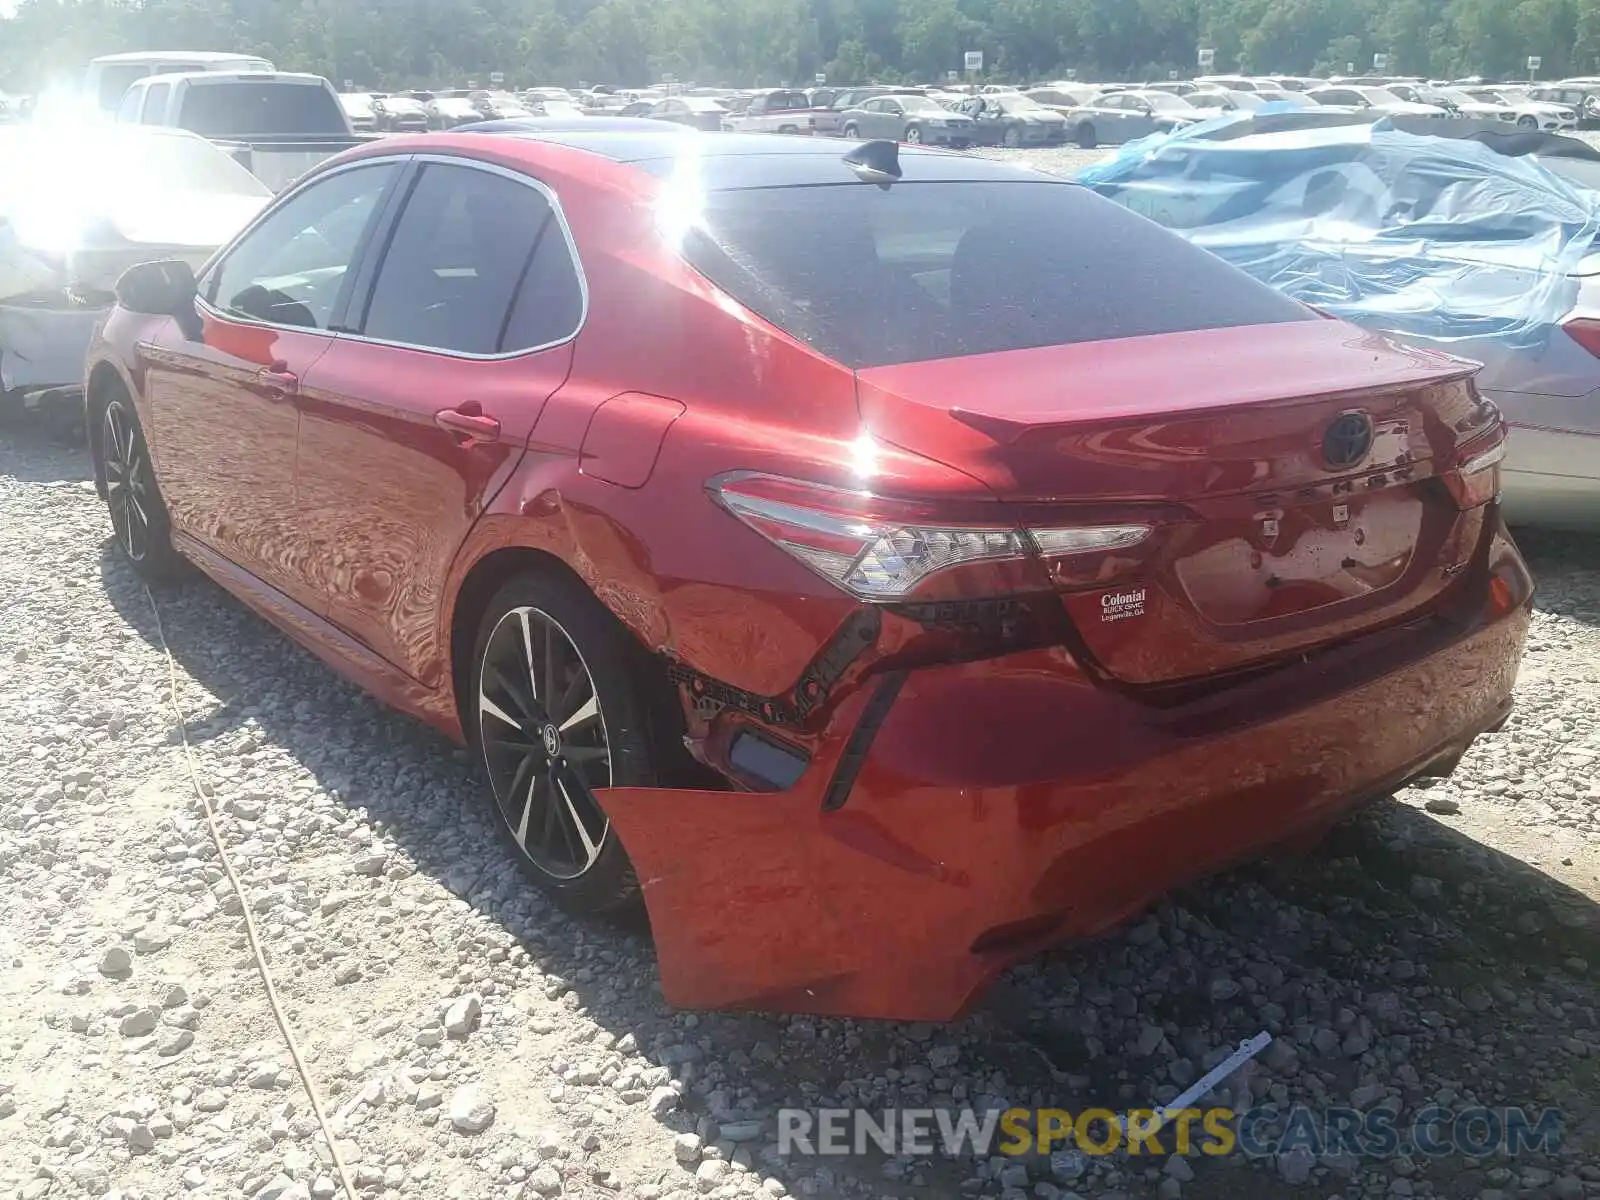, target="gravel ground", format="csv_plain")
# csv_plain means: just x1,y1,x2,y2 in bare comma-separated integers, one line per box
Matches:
2,365,1599,1200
